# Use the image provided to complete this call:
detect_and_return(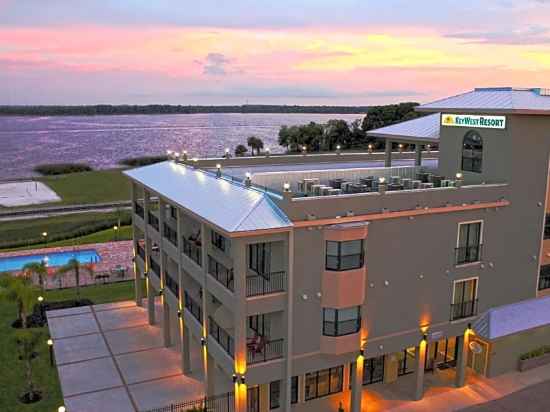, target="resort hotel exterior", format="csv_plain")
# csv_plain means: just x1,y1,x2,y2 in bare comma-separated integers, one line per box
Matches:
125,87,550,412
